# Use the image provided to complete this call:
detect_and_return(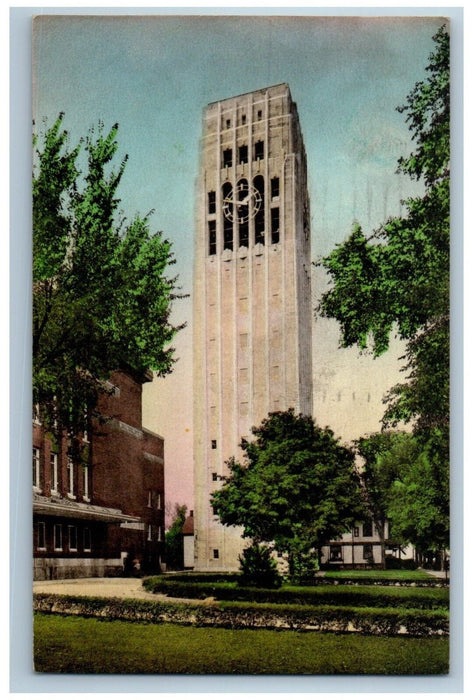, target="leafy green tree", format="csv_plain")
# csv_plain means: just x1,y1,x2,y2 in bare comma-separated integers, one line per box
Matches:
318,25,449,440
318,27,450,557
356,431,421,567
211,410,364,581
356,430,449,565
33,115,183,439
165,504,187,570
